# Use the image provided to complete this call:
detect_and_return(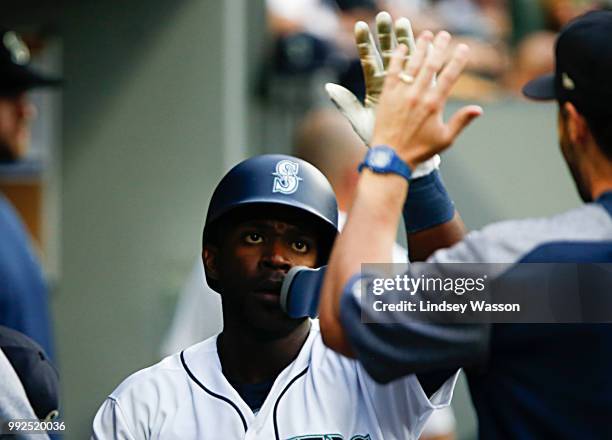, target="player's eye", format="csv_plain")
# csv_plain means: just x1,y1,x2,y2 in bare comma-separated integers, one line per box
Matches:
244,233,263,244
291,240,309,253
